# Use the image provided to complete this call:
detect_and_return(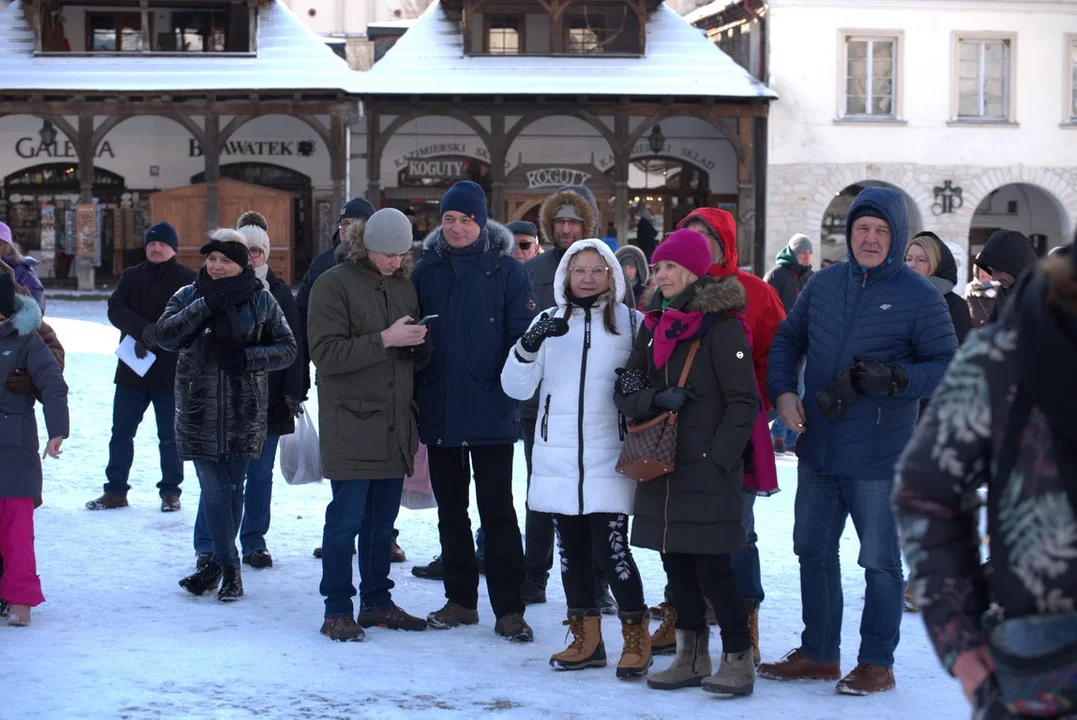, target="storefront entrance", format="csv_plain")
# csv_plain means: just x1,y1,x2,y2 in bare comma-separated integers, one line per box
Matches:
383,156,492,239
612,157,733,239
